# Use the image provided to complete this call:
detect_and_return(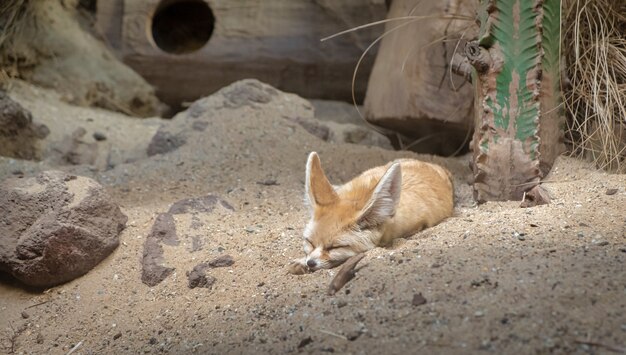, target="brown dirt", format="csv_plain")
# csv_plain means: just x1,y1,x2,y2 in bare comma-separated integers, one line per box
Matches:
0,80,624,354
